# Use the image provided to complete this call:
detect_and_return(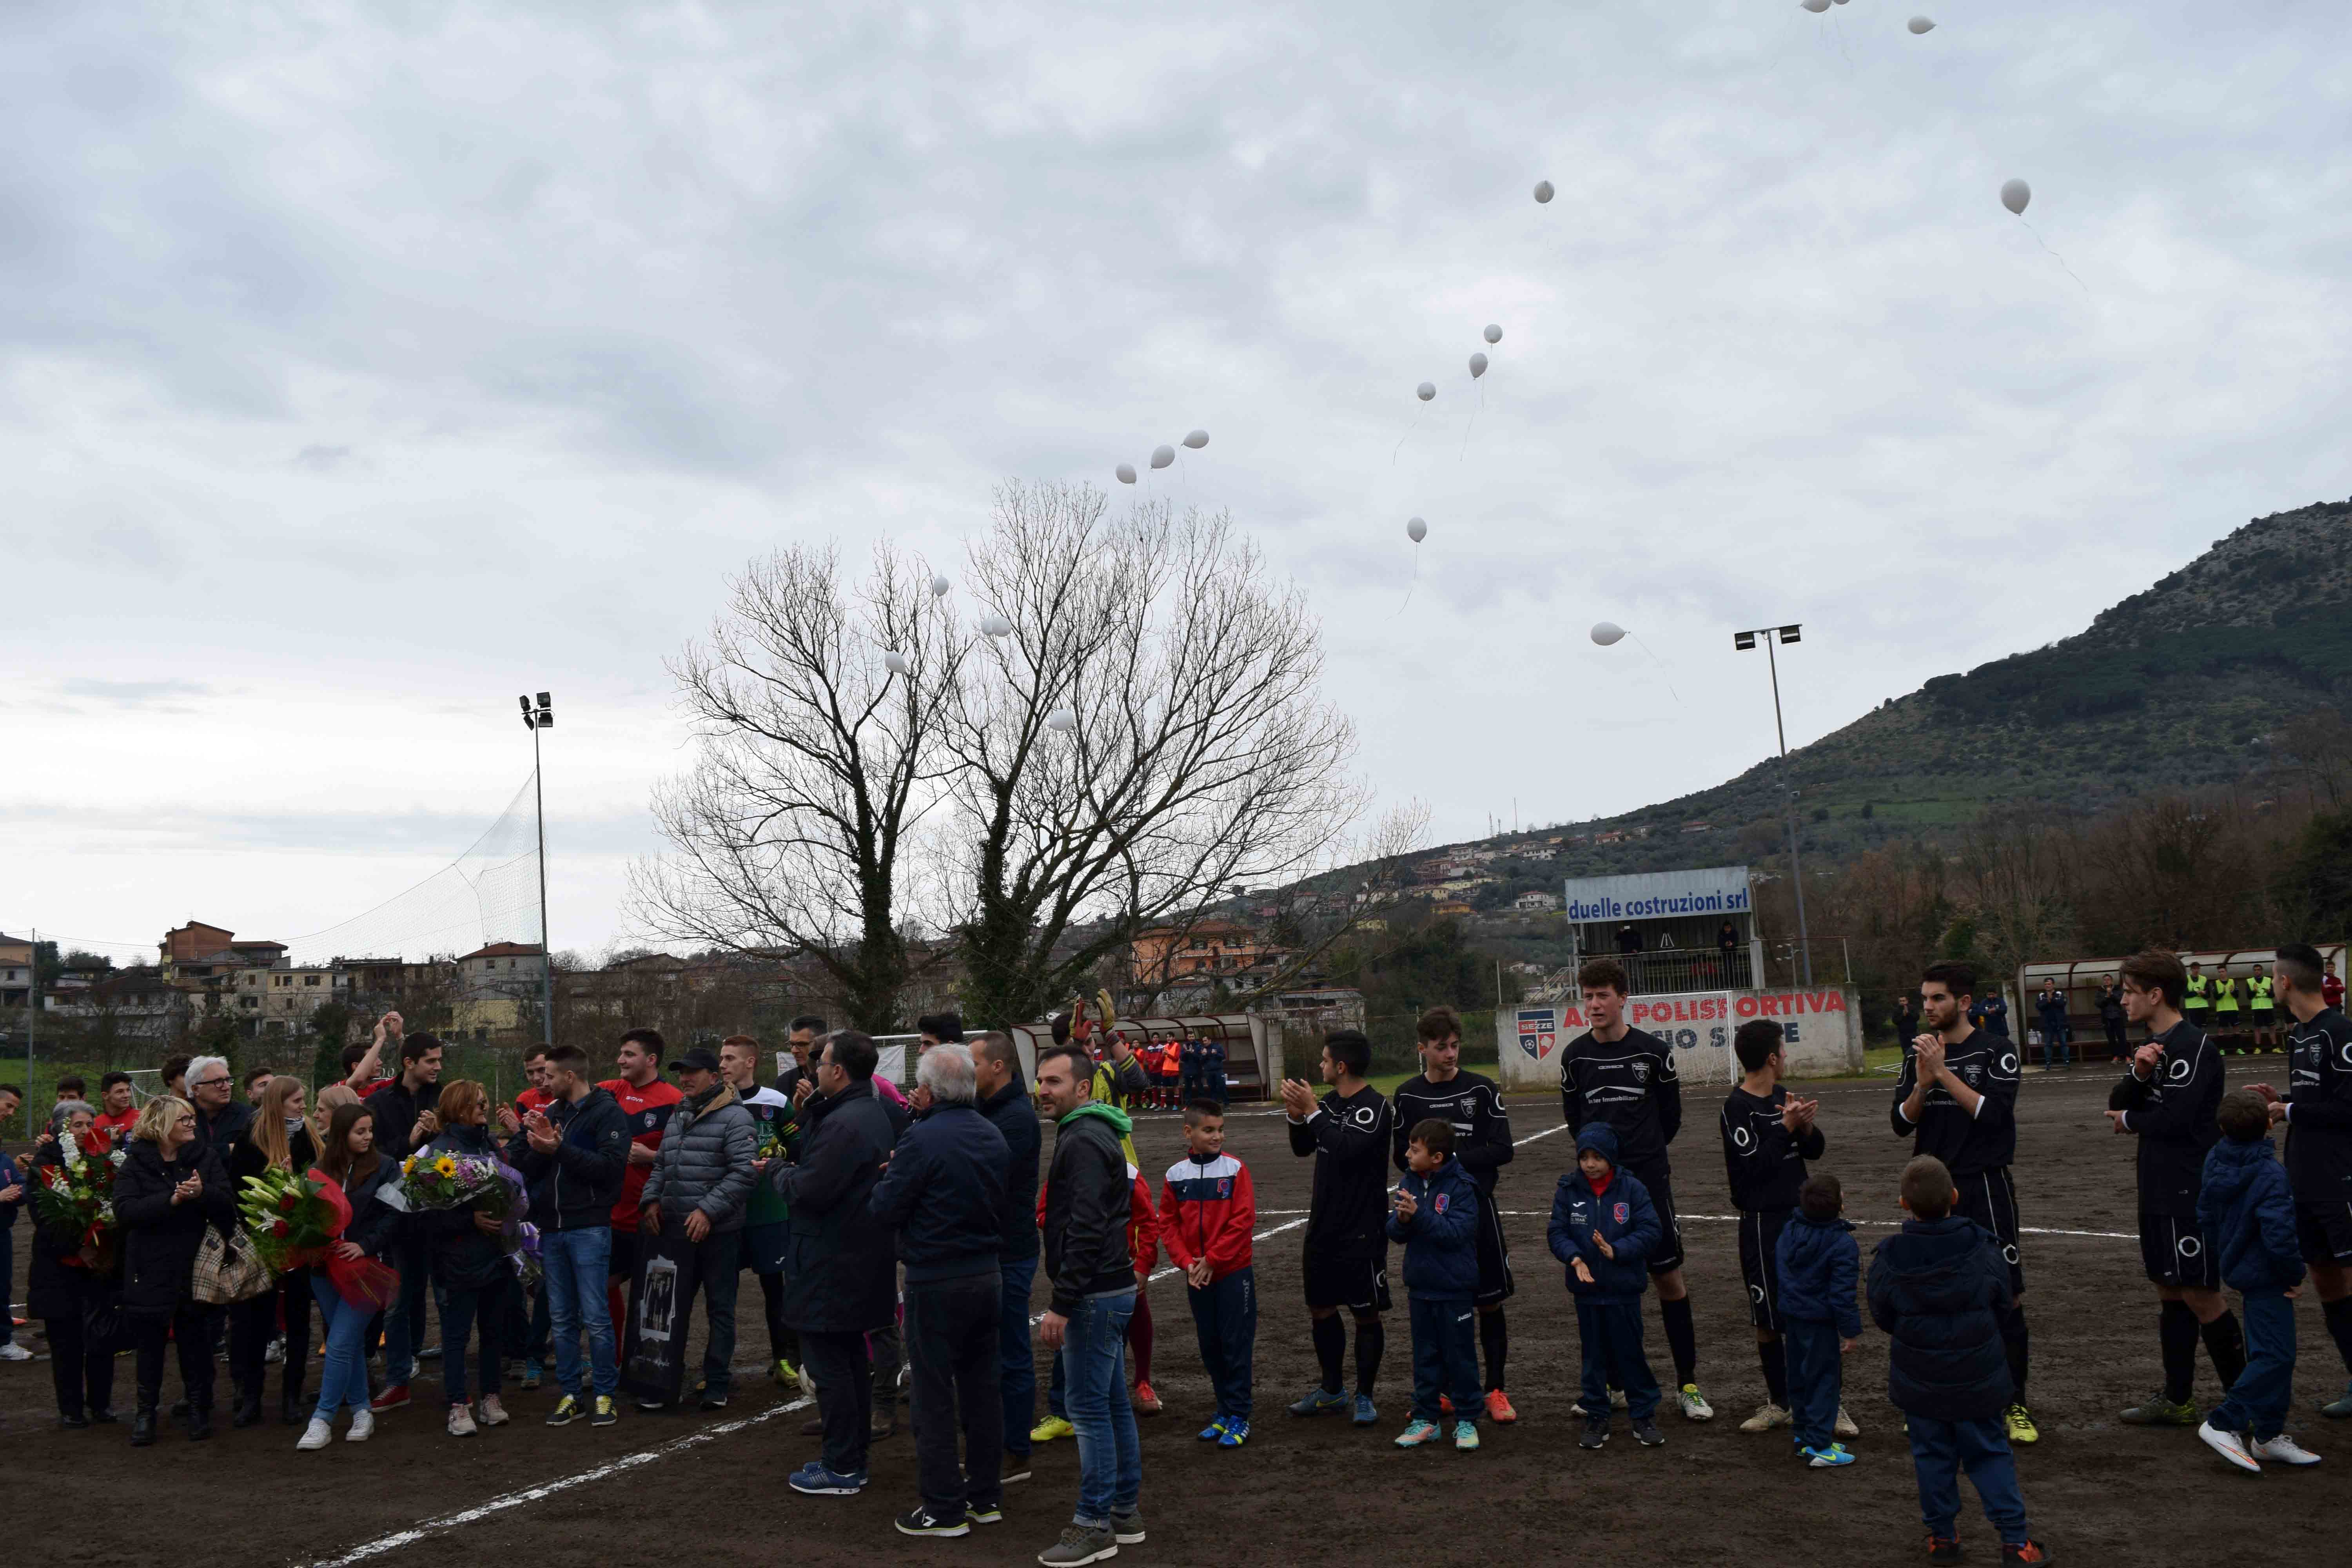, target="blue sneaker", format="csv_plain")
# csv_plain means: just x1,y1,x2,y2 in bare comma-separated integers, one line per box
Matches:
1352,1393,1378,1427
1799,1443,1855,1468
1197,1416,1230,1443
787,1461,867,1496
1217,1417,1251,1448
1287,1387,1348,1418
